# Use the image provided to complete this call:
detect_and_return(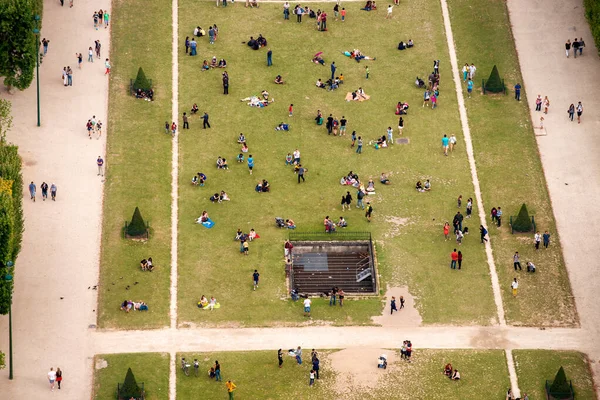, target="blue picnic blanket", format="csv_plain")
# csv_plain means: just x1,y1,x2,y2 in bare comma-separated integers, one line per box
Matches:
202,218,215,228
